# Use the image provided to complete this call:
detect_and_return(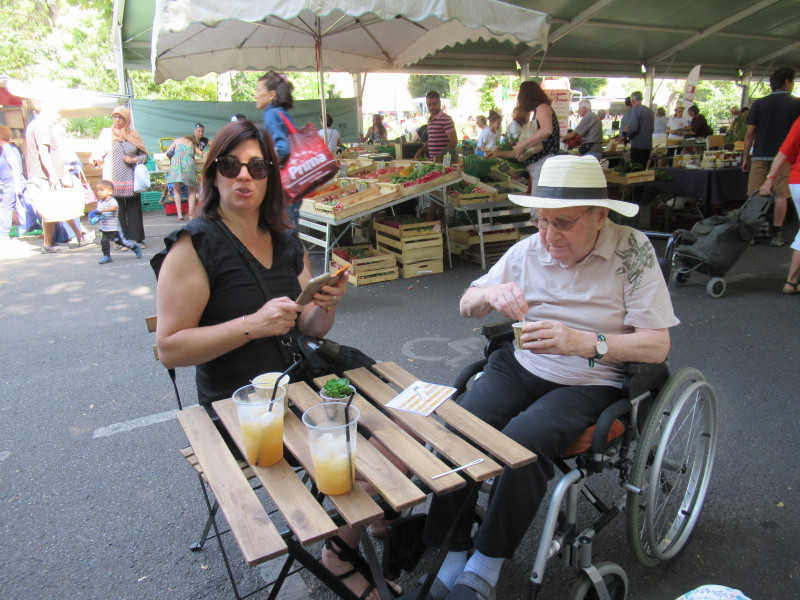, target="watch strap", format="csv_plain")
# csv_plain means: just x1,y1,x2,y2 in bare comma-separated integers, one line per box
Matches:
589,333,606,368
